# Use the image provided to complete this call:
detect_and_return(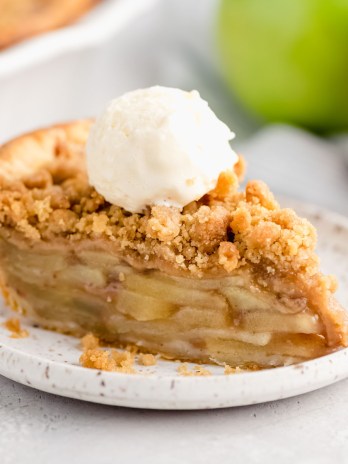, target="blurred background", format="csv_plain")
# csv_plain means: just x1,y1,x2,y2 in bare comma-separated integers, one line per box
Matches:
1,0,348,213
